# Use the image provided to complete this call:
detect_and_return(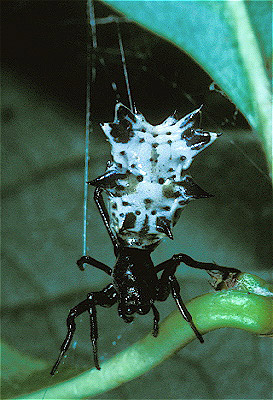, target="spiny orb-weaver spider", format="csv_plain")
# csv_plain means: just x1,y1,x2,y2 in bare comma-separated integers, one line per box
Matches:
51,103,240,375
